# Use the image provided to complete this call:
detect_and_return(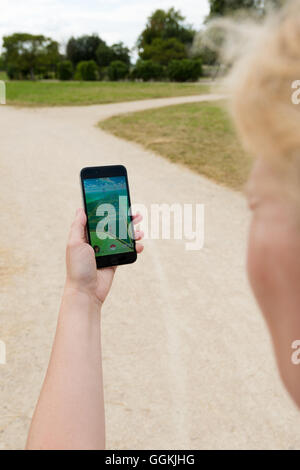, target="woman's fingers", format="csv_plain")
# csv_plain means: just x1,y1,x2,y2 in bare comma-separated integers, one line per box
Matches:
136,242,144,254
134,230,144,241
132,214,144,251
68,208,87,245
132,213,143,225
69,210,143,254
